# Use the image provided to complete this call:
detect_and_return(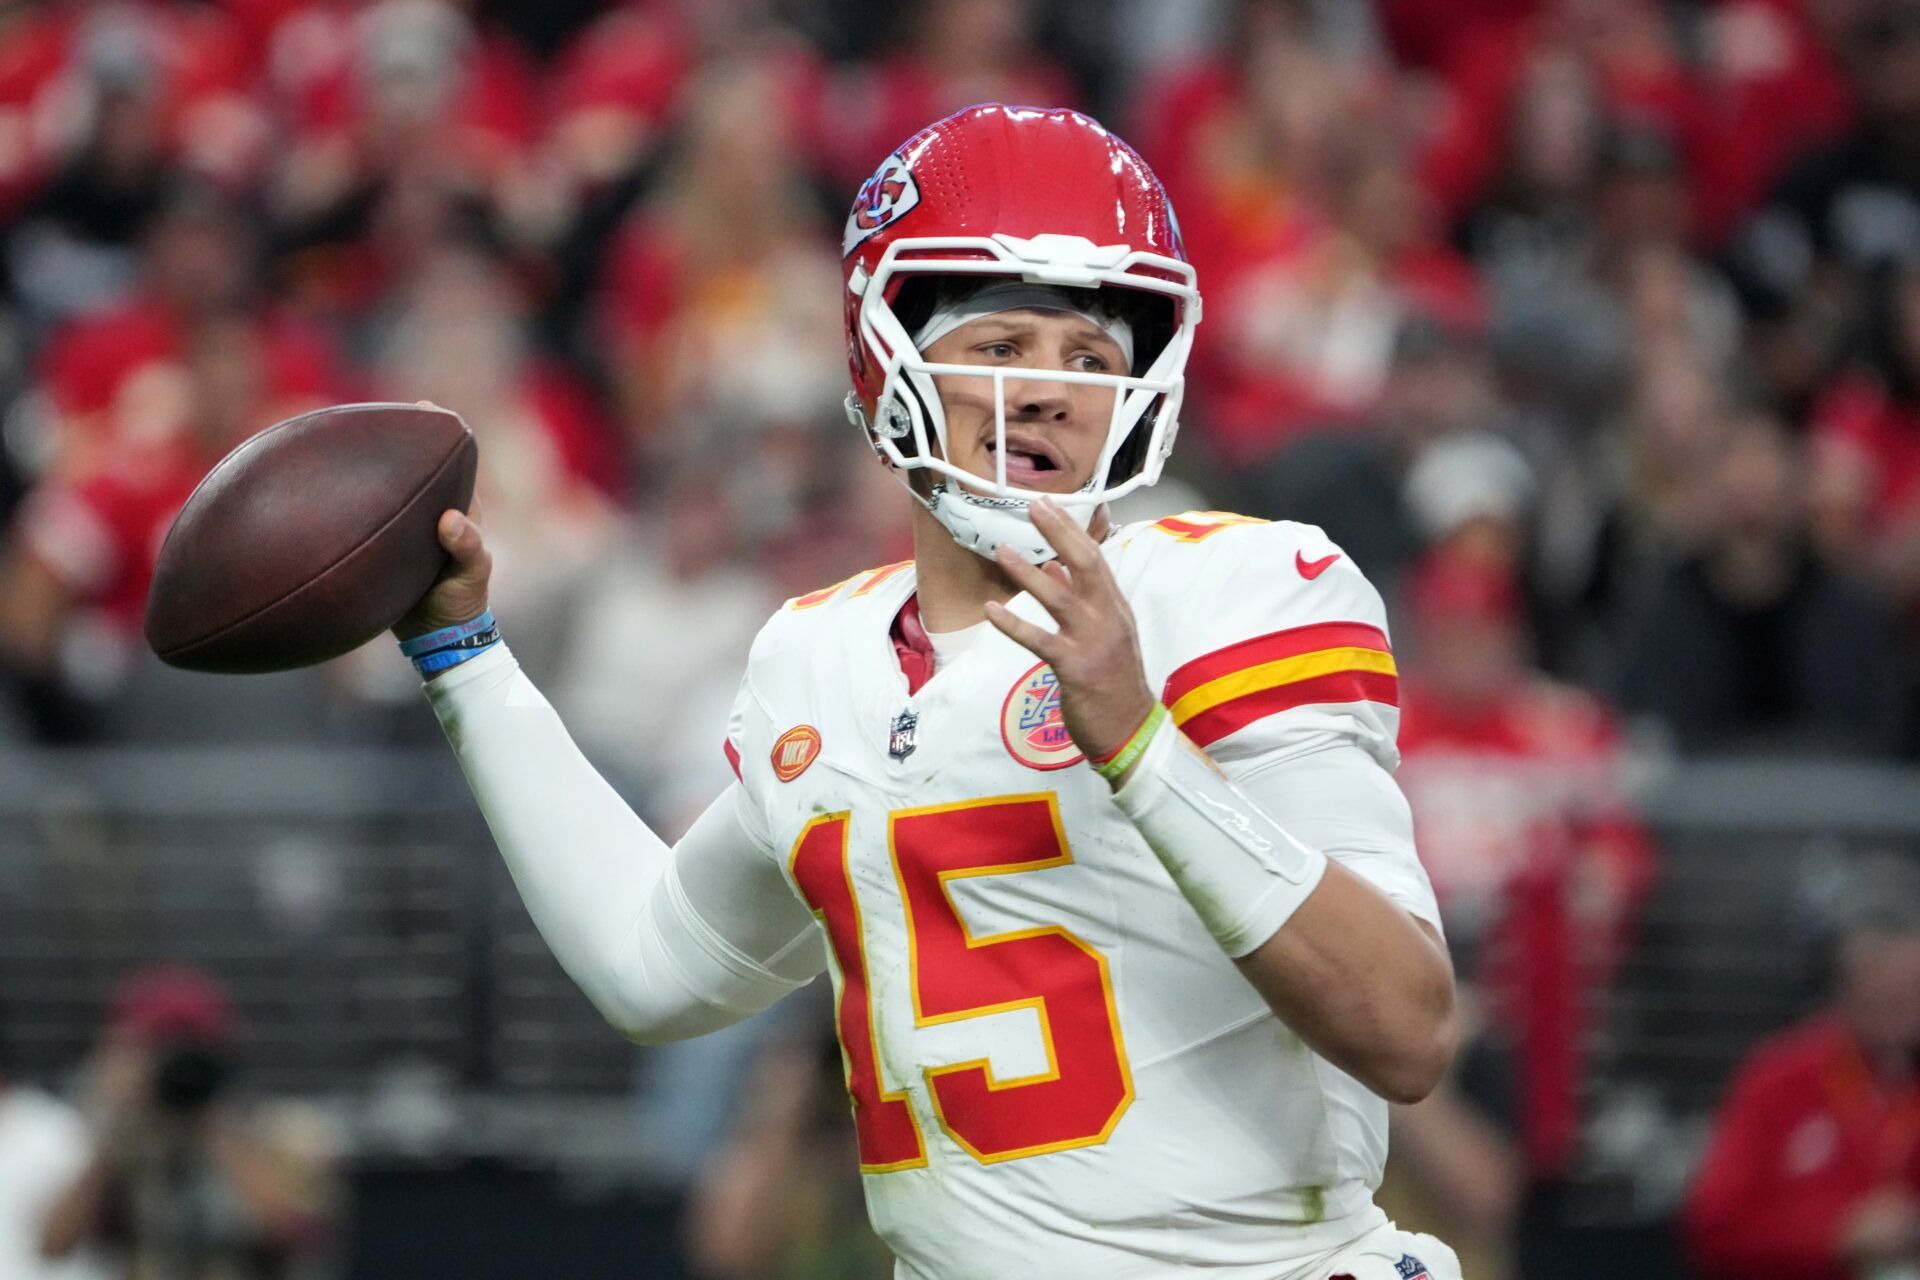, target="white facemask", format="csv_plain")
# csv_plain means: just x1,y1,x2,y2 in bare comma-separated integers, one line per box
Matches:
845,231,1199,565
